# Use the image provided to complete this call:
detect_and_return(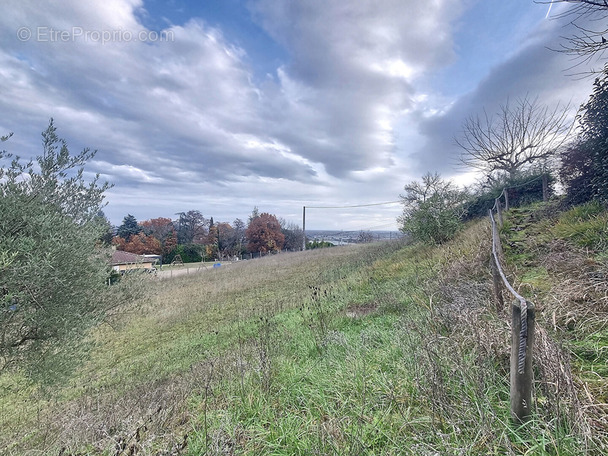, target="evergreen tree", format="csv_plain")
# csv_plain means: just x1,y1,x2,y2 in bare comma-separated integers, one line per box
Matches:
575,71,608,202
94,211,114,246
116,214,141,241
560,70,608,203
248,206,260,225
